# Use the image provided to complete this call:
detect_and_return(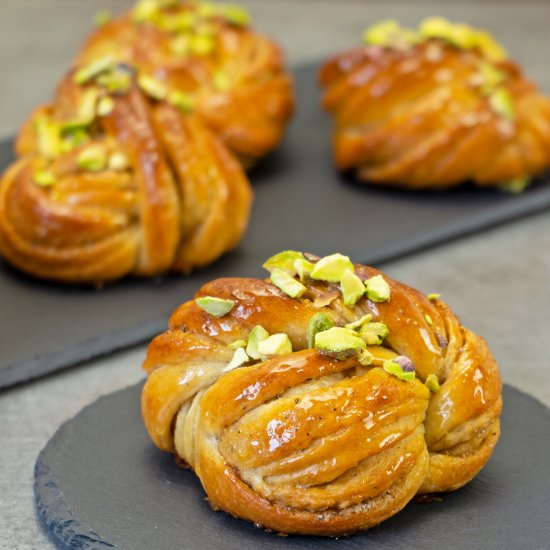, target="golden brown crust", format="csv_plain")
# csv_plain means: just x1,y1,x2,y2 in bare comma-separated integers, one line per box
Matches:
319,41,550,188
75,3,294,166
141,260,502,535
0,73,252,283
